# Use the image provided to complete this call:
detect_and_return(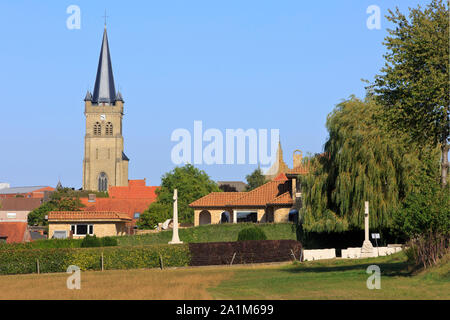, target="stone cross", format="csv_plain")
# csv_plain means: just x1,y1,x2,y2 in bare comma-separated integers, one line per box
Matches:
169,189,183,244
361,201,374,257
